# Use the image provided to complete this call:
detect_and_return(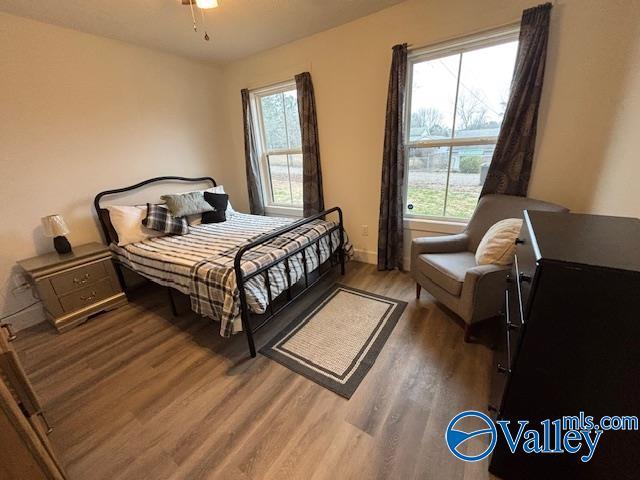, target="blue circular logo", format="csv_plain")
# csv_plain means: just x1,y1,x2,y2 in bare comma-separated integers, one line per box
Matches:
445,410,497,462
